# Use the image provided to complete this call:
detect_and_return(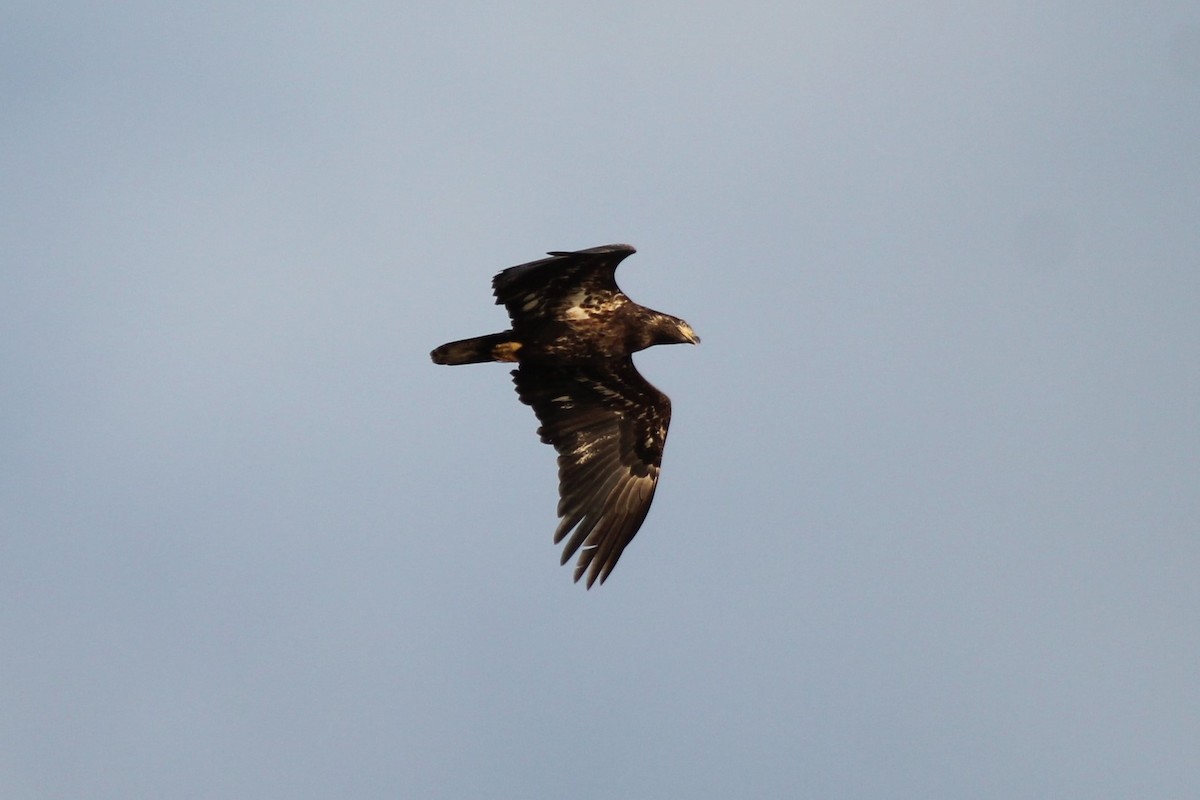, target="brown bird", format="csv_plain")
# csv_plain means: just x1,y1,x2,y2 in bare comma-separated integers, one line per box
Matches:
431,244,699,586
